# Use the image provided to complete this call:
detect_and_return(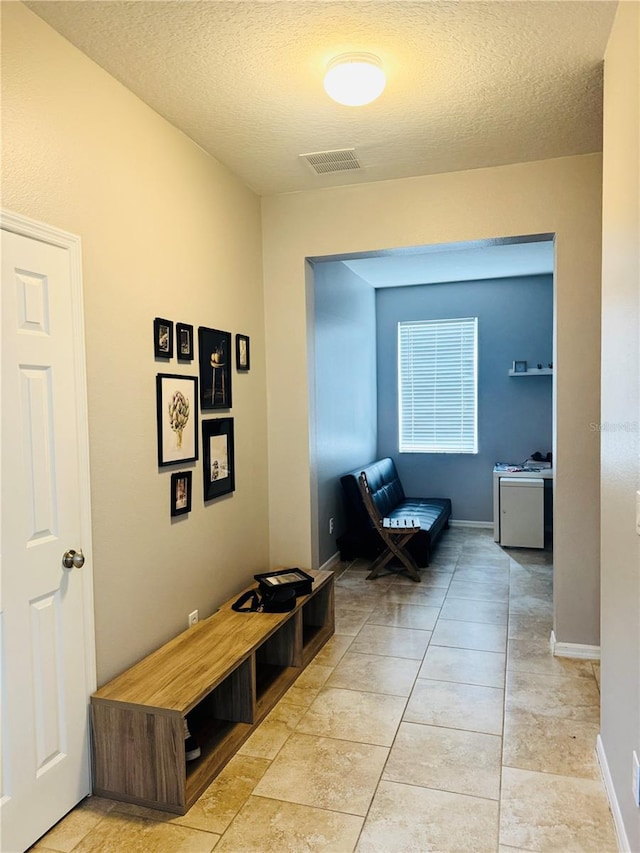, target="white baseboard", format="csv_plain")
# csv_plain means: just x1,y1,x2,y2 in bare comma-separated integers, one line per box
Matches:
448,519,494,529
596,734,630,852
318,551,341,572
549,630,601,660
